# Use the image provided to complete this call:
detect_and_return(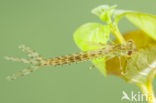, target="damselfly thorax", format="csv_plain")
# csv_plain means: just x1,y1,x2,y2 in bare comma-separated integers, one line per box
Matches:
5,40,136,80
